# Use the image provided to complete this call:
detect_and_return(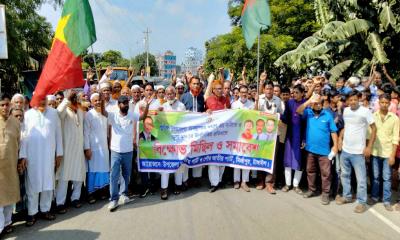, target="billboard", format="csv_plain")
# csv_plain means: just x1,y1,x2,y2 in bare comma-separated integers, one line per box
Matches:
0,5,7,59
